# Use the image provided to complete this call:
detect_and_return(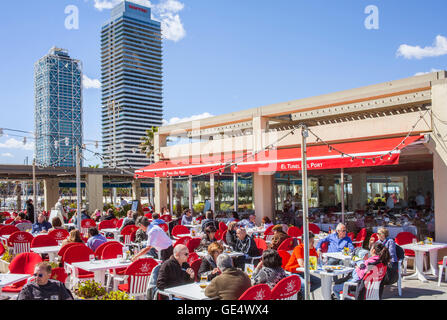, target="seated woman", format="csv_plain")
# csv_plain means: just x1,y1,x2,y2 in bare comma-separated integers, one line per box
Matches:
48,217,64,232
262,216,273,229
269,225,290,251
198,242,224,281
61,229,84,247
197,225,217,251
225,221,238,250
251,249,288,289
285,232,321,295
332,242,391,300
